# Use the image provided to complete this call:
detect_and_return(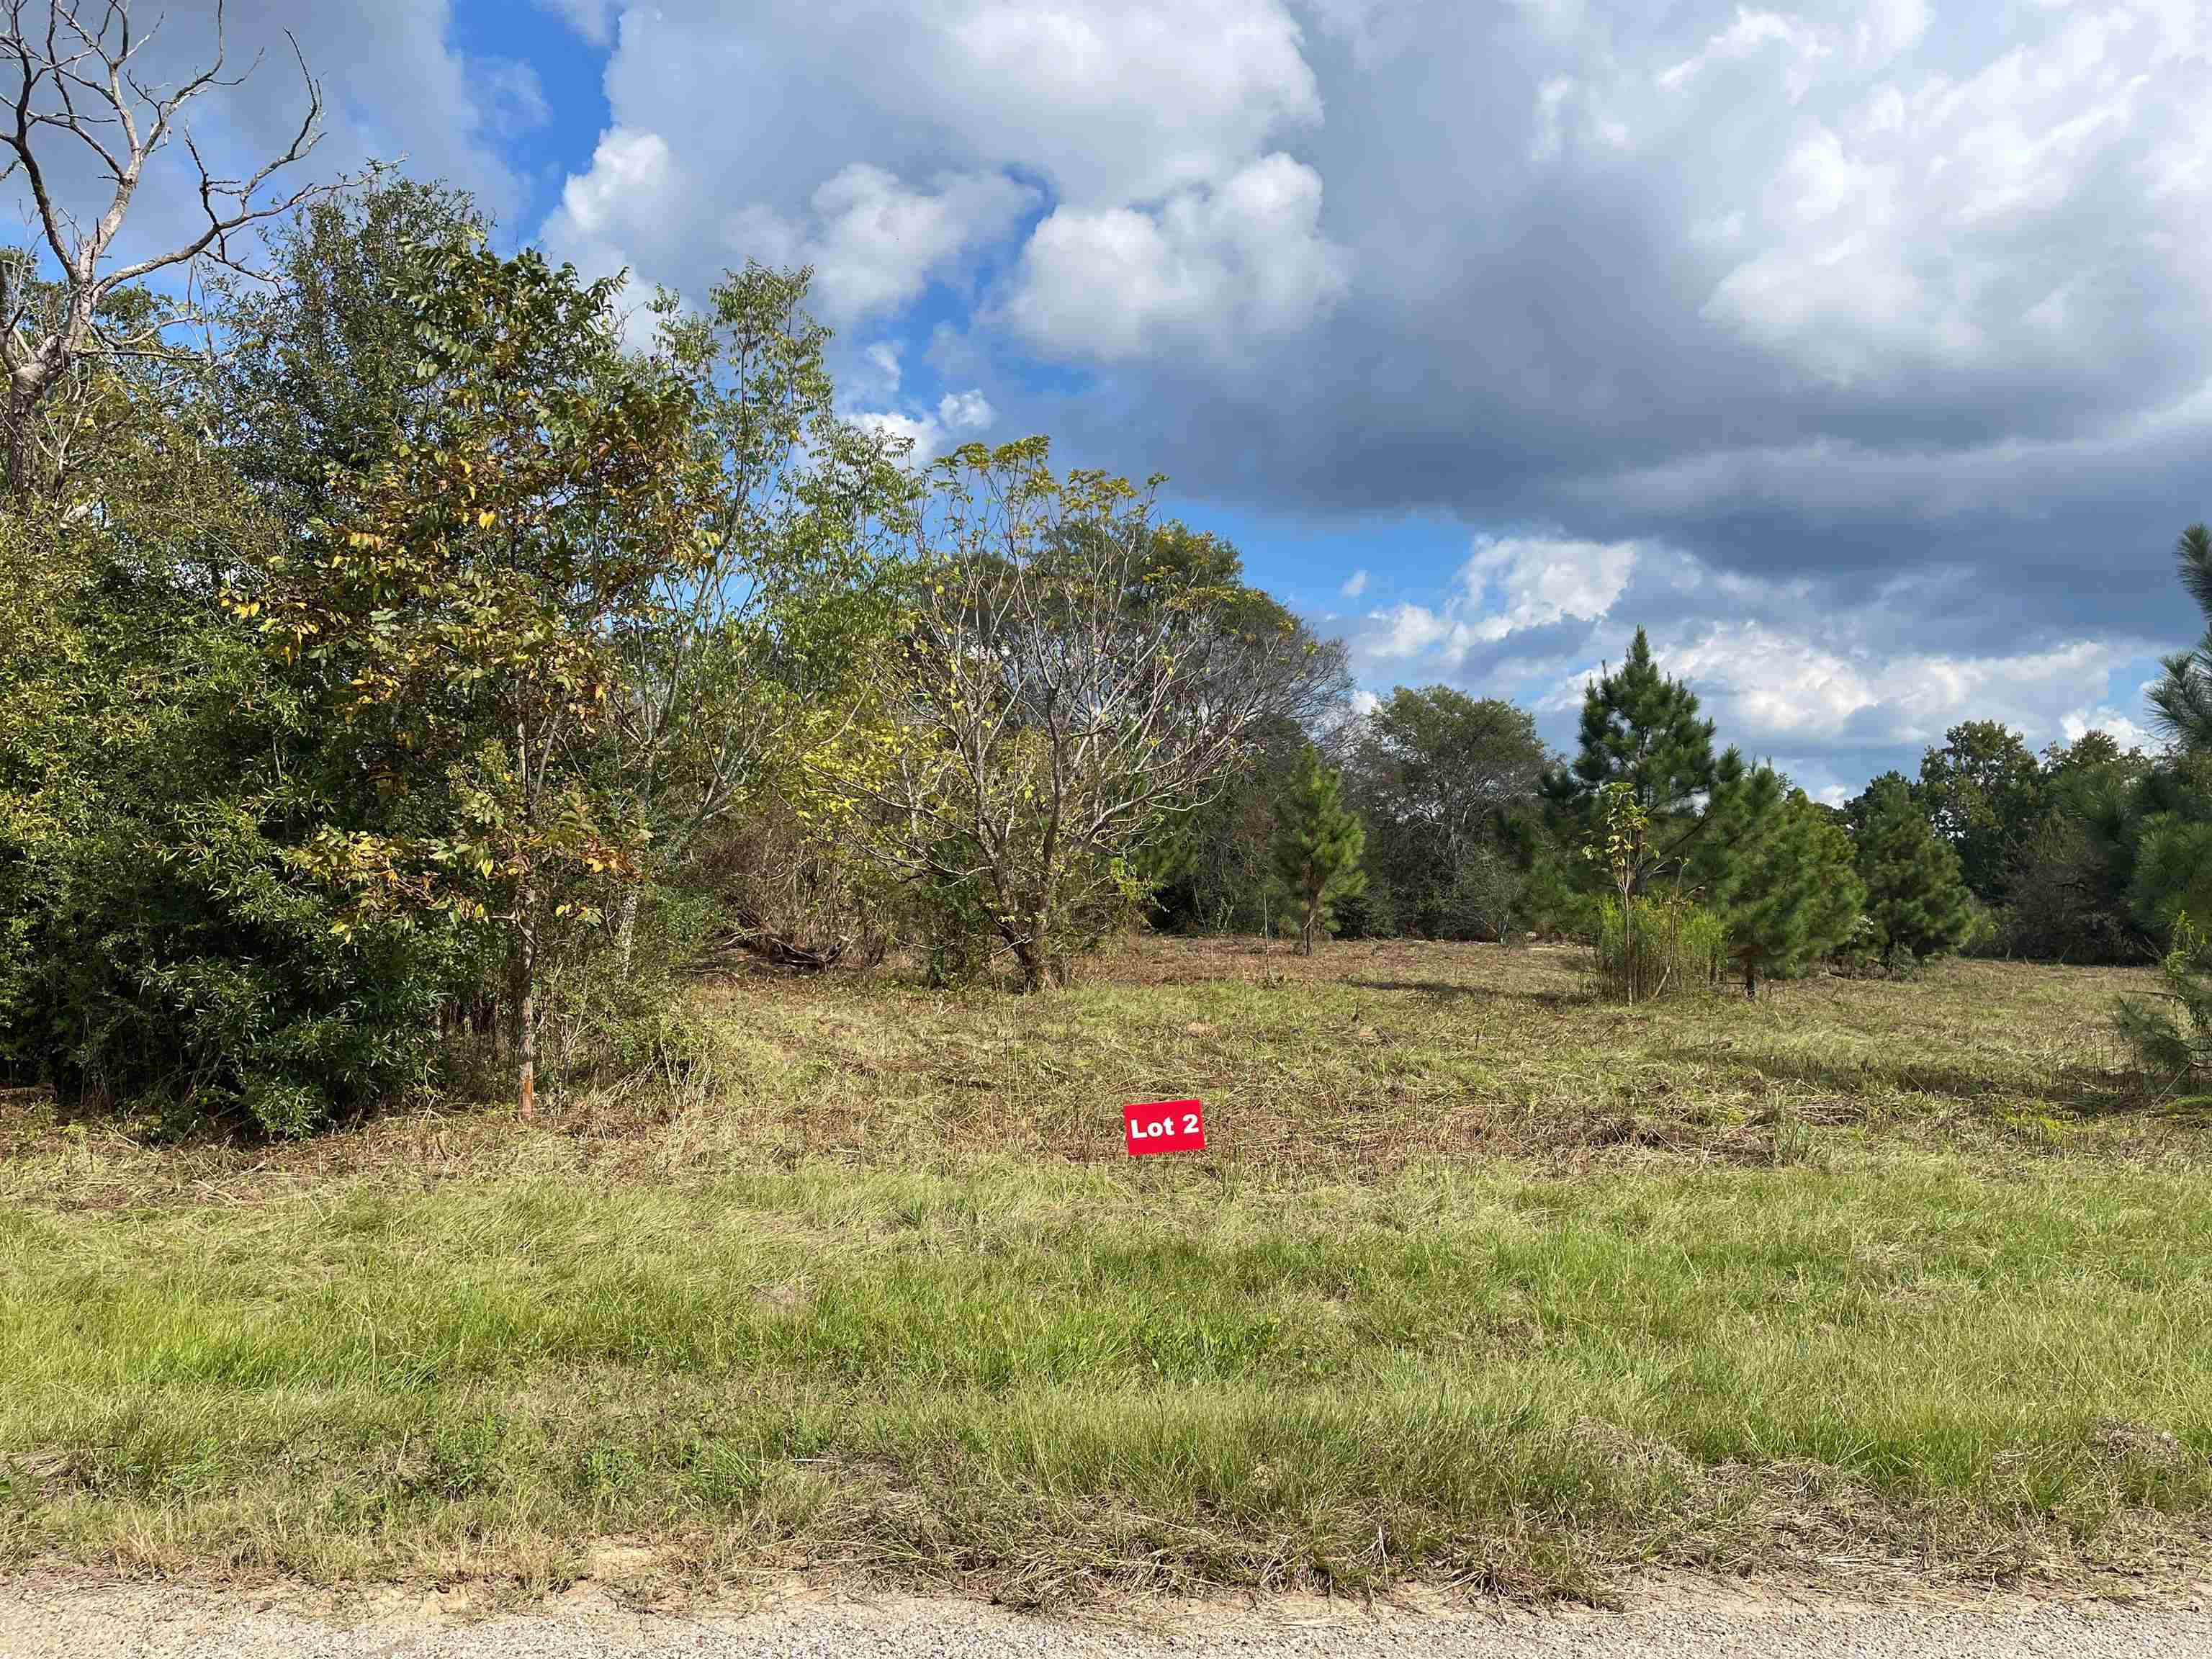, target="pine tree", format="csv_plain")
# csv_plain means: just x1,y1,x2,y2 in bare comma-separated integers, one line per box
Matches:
1274,746,1367,955
1543,625,1742,894
2105,526,2212,1082
2147,524,2212,752
1696,768,1863,997
1857,786,1974,967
